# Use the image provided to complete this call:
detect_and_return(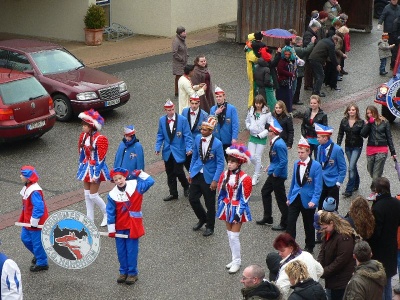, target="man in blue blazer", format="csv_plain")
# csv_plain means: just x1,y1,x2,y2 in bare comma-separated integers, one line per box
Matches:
315,123,347,210
182,93,208,171
155,99,193,201
286,136,322,253
257,118,288,231
210,86,239,161
189,116,225,237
